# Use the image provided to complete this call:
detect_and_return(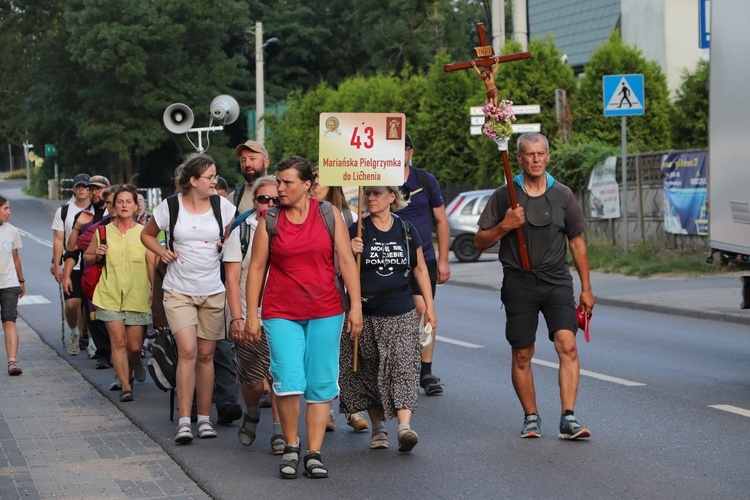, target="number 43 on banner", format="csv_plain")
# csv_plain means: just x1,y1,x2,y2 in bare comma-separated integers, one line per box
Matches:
318,112,406,187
